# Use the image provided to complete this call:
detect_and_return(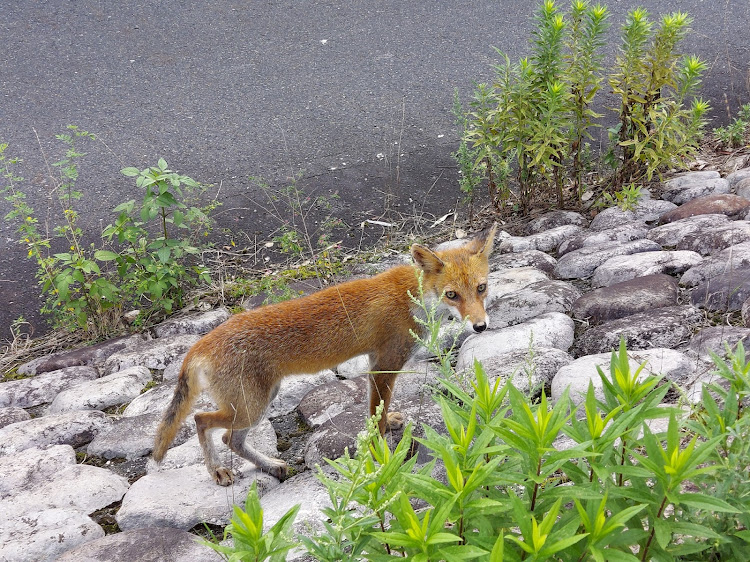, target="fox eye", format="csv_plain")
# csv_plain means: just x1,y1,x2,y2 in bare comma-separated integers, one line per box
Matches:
477,283,487,293
445,290,457,300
